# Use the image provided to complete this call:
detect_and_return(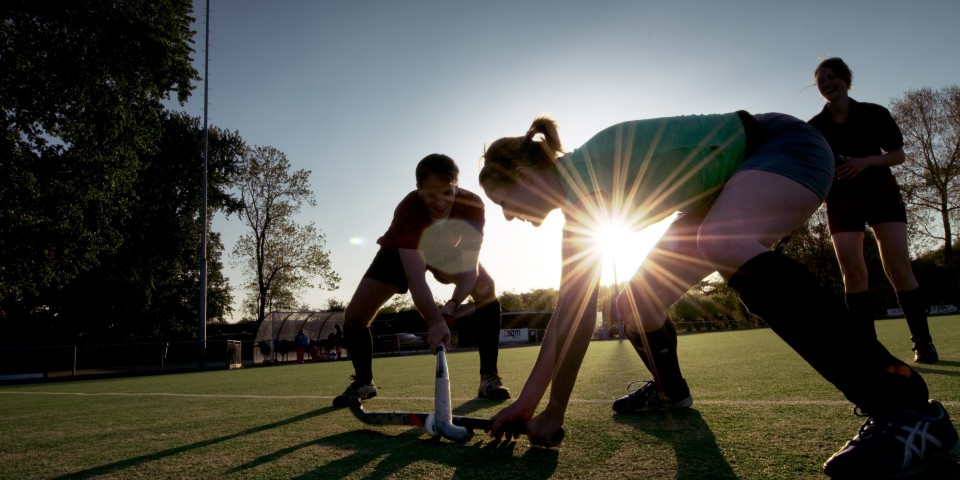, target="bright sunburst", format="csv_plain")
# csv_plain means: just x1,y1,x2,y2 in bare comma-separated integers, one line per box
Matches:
591,215,676,286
